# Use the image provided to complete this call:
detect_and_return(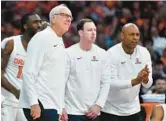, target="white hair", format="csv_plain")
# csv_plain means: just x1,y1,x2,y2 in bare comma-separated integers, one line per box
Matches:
49,4,69,22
